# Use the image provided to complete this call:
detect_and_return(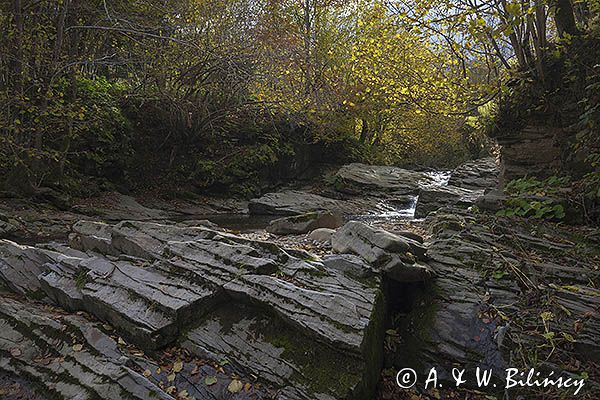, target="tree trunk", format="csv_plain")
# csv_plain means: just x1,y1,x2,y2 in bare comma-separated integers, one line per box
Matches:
552,0,580,37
